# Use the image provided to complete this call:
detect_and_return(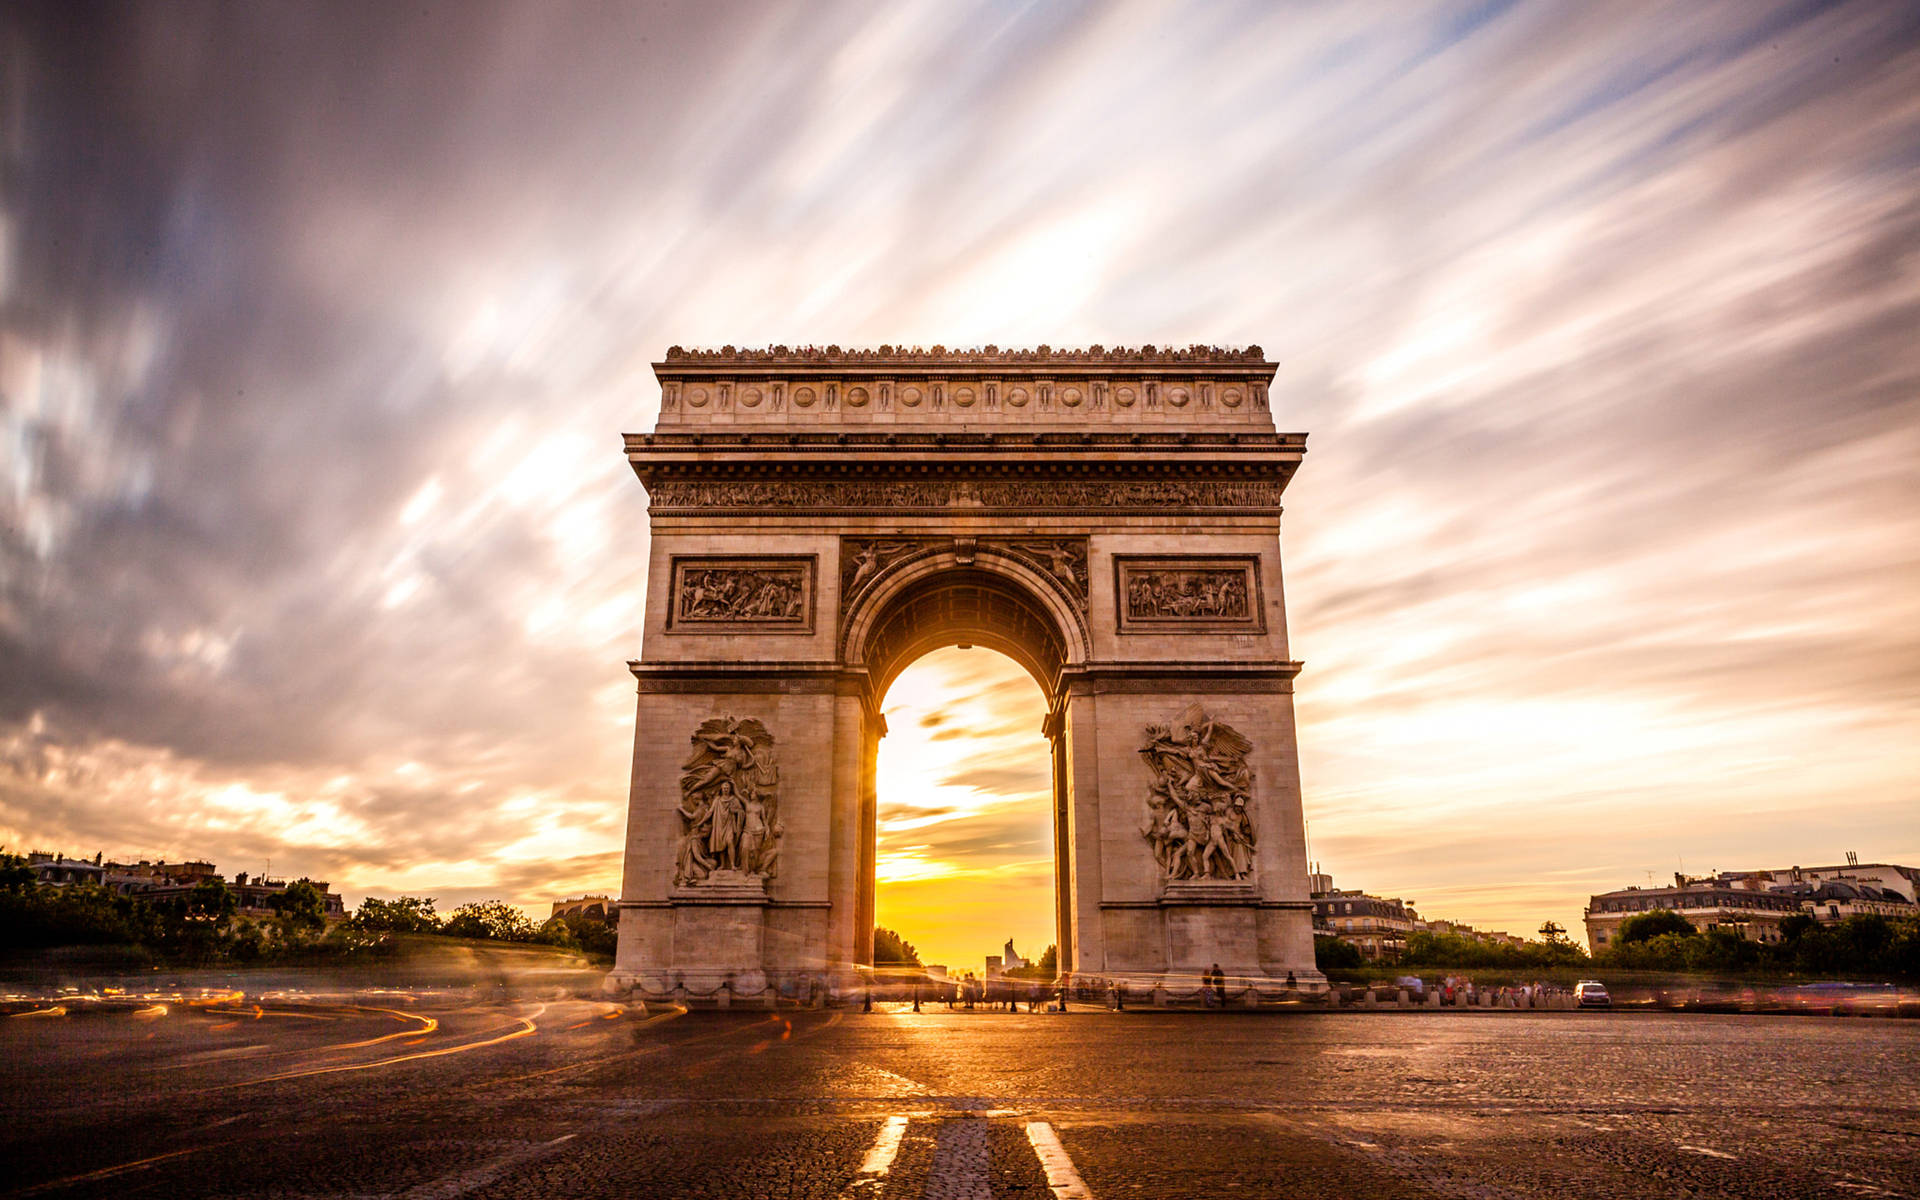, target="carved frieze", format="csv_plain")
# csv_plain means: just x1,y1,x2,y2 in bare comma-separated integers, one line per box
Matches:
1139,705,1256,882
836,535,1091,622
839,537,944,614
981,538,1088,609
669,556,815,632
1114,555,1264,634
674,716,783,888
649,479,1285,512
